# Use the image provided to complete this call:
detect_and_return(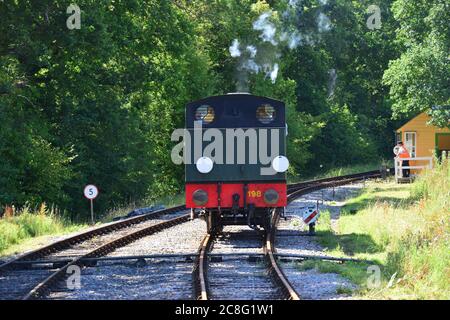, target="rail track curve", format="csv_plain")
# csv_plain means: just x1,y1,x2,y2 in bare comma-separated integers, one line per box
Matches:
1,170,387,300
193,169,385,300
